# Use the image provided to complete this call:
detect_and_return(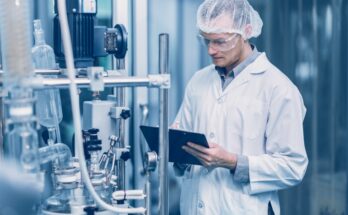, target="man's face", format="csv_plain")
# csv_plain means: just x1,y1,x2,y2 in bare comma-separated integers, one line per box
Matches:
200,32,244,70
